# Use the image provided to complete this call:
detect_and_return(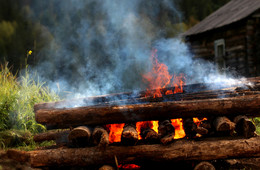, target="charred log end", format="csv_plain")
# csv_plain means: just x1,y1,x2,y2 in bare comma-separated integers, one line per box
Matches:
160,133,175,145
141,128,159,144
68,126,92,147
234,115,256,138
195,126,209,135
213,117,235,132
121,123,138,146
99,165,115,170
183,118,197,138
194,161,216,170
92,126,109,147
158,120,175,145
